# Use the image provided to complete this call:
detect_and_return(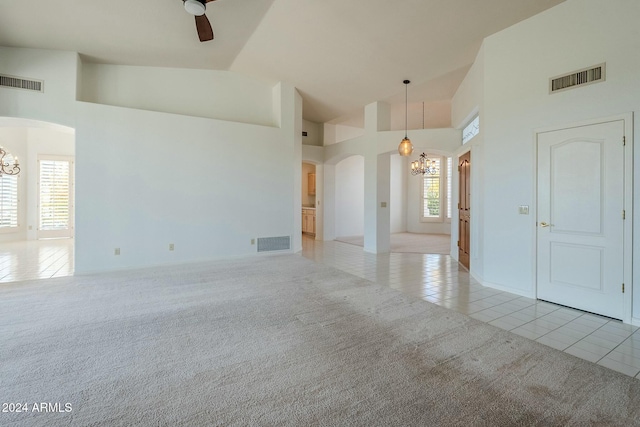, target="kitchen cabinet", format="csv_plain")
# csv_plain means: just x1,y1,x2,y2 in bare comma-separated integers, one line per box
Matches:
302,208,316,235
